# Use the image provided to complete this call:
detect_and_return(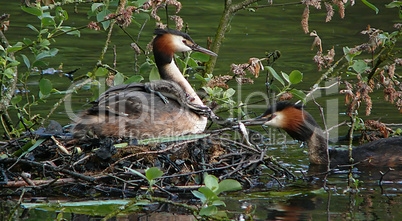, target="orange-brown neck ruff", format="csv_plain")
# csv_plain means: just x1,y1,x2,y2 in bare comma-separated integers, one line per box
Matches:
261,102,329,165
279,105,328,164
280,106,311,141
262,102,317,142
153,33,175,69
